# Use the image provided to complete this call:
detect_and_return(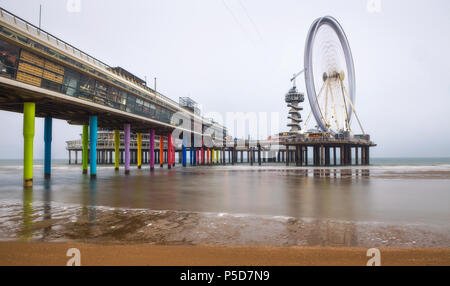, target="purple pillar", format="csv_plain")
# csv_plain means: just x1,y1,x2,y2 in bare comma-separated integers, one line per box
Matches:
150,130,155,171
124,124,130,174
